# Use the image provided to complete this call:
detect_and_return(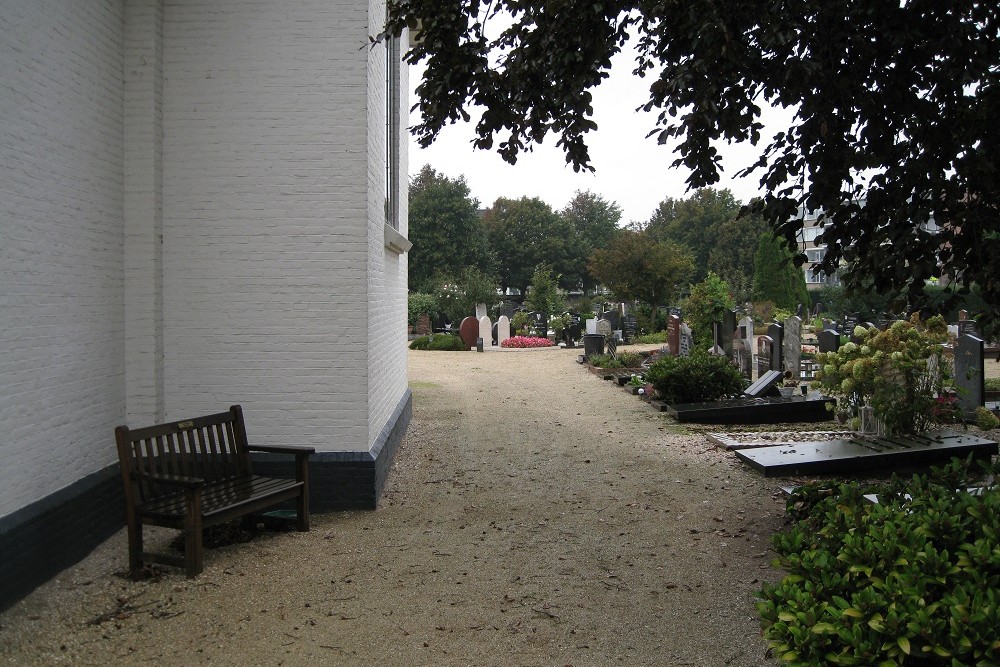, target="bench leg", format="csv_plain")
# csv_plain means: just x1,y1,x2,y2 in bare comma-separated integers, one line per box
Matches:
126,518,143,578
295,455,310,532
184,487,204,578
